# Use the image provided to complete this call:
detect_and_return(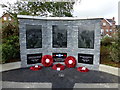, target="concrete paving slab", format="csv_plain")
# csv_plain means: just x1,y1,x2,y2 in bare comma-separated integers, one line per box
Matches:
2,81,52,88
0,62,20,72
73,83,119,88
99,64,119,76
2,81,119,89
